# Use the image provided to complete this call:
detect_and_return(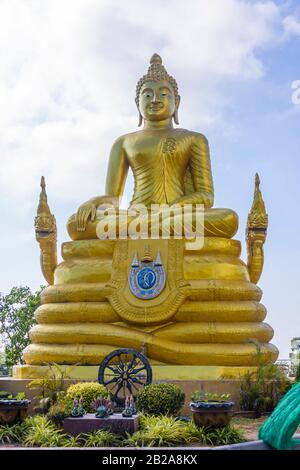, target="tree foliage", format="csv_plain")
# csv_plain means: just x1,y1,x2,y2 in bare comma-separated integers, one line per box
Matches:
0,286,43,368
295,359,300,382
